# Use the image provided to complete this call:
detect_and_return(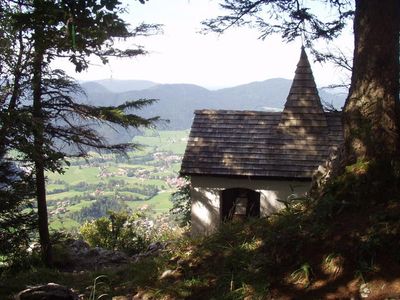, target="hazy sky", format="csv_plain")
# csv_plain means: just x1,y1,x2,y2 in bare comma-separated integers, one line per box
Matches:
56,0,354,89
